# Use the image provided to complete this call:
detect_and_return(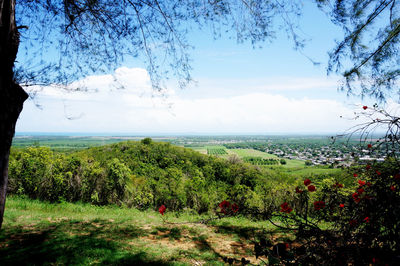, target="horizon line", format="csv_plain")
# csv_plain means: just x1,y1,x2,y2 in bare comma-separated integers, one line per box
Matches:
15,131,381,137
